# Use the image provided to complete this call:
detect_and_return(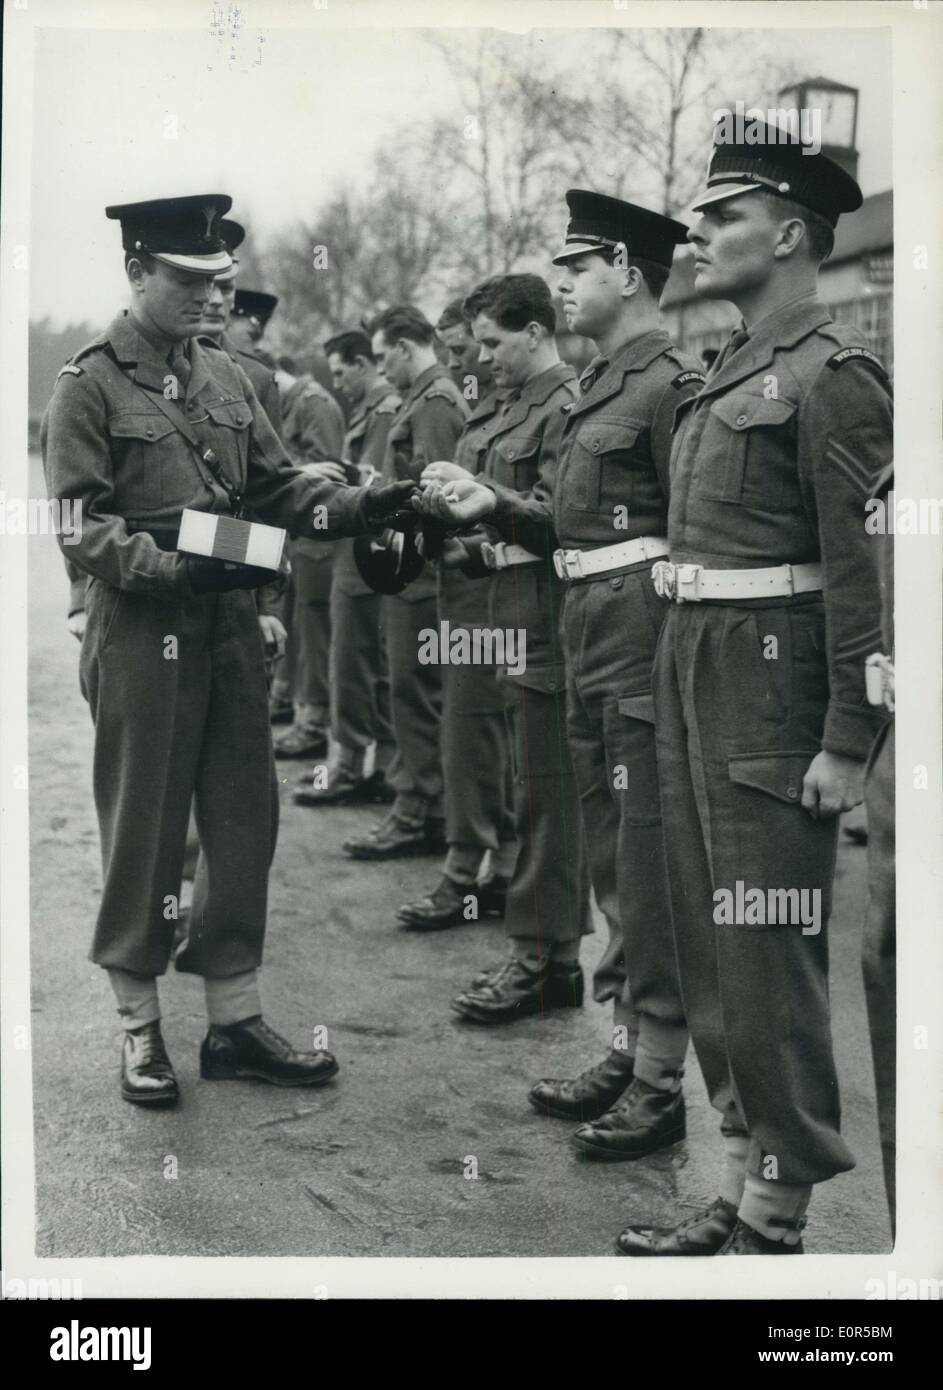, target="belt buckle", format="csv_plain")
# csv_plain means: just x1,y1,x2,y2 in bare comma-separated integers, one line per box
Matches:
553,548,582,581
651,560,676,600
674,564,702,603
